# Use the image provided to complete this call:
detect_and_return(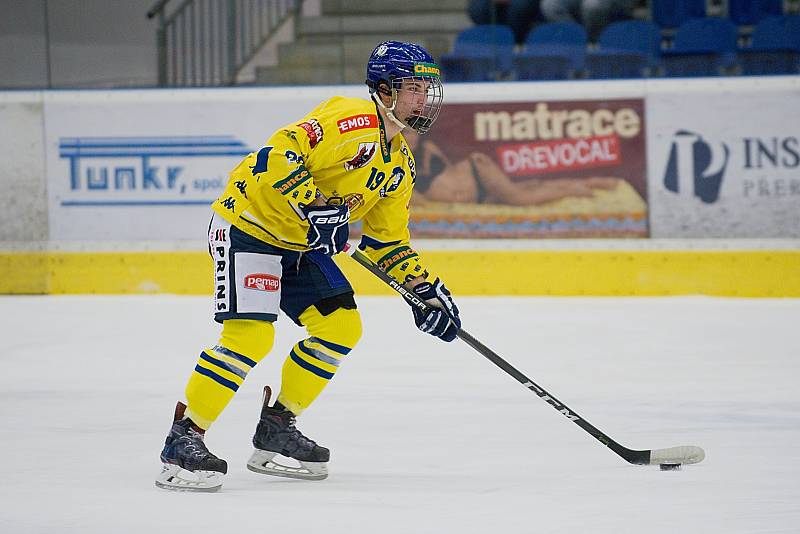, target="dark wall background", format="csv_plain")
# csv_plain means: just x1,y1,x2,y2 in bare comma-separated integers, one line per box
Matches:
0,0,159,88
